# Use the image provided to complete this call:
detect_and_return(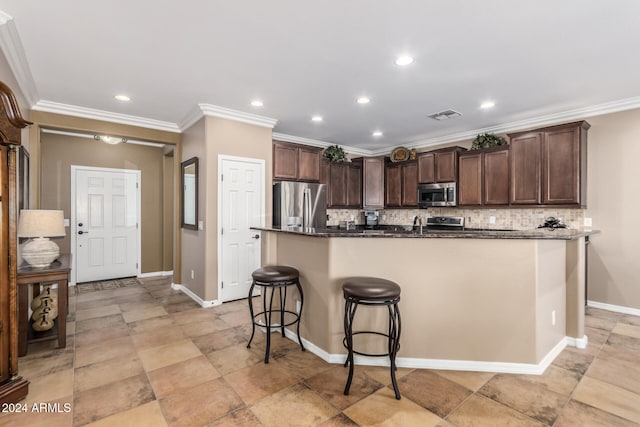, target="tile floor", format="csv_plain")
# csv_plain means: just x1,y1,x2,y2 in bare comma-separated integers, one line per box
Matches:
2,276,640,426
